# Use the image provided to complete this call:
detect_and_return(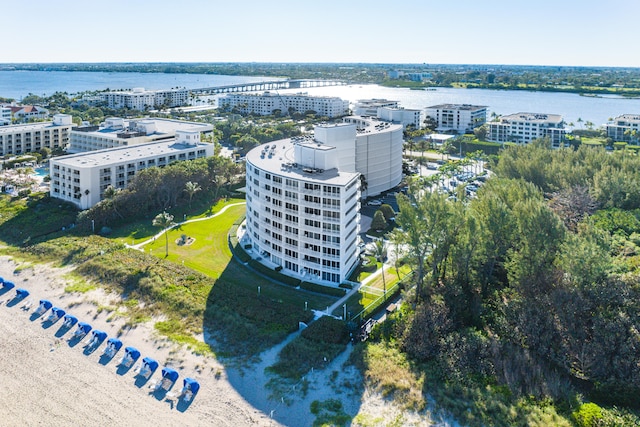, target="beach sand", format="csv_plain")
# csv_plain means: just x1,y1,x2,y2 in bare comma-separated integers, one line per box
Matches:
0,255,450,427
0,256,278,427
